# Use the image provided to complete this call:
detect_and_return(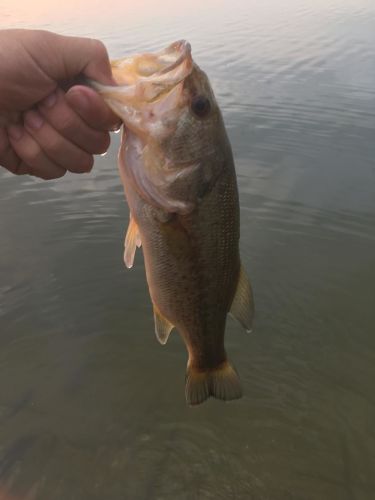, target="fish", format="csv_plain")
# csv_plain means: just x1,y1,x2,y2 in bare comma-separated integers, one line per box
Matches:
91,40,254,405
